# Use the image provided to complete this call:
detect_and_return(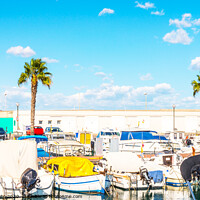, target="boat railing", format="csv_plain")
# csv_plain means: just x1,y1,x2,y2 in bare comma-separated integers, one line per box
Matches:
48,143,86,157
45,133,75,140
